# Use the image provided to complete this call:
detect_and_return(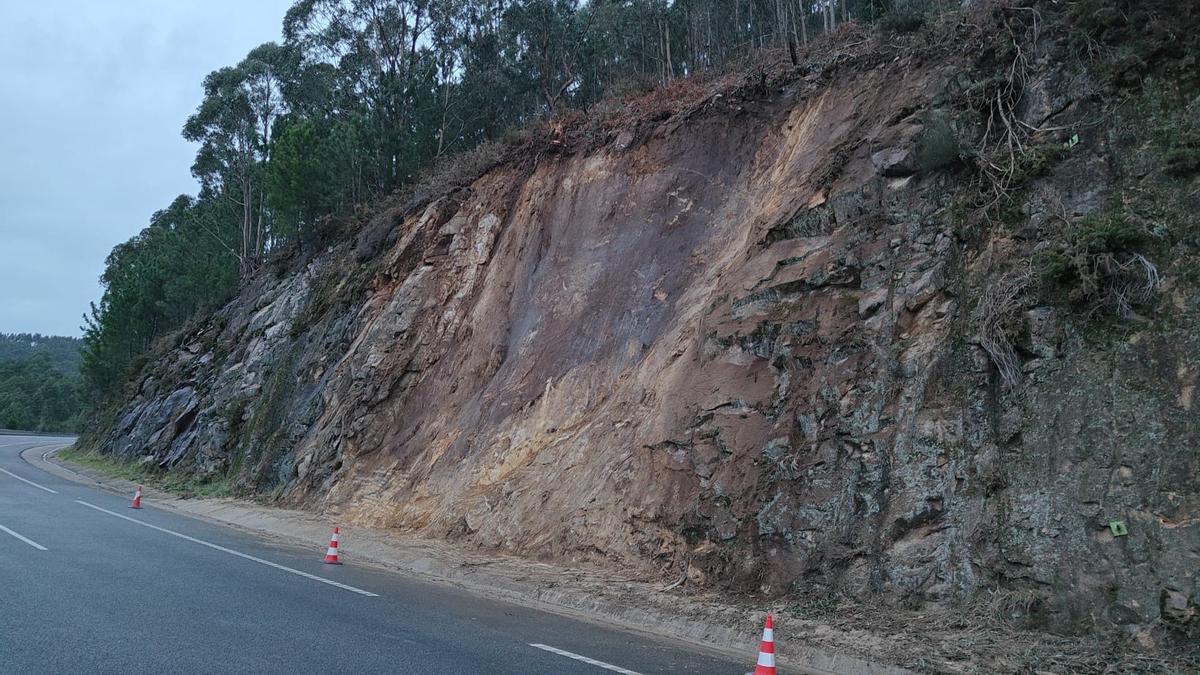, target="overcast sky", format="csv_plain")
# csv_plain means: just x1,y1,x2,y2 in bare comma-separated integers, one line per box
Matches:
0,0,294,337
